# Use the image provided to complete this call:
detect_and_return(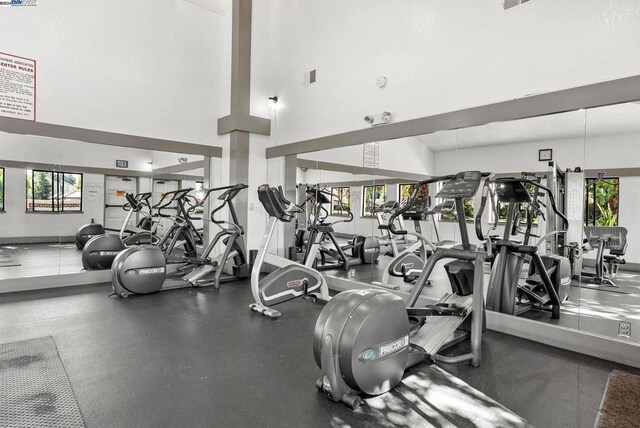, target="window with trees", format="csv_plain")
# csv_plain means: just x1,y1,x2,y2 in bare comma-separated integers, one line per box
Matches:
362,184,386,217
585,178,619,226
0,167,4,211
495,183,539,224
193,181,205,214
398,183,428,205
26,170,83,212
330,187,350,216
437,181,474,222
440,199,474,222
